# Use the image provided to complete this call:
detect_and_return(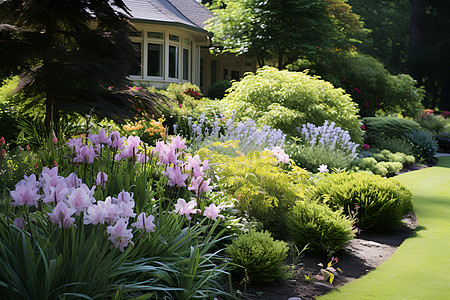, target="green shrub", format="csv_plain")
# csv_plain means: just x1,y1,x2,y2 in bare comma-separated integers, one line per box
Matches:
226,230,288,284
207,79,232,99
311,52,424,118
285,144,354,172
375,138,415,155
222,66,363,143
363,117,421,147
355,149,415,177
416,113,446,134
311,172,413,231
197,144,309,239
287,201,354,257
405,130,439,164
